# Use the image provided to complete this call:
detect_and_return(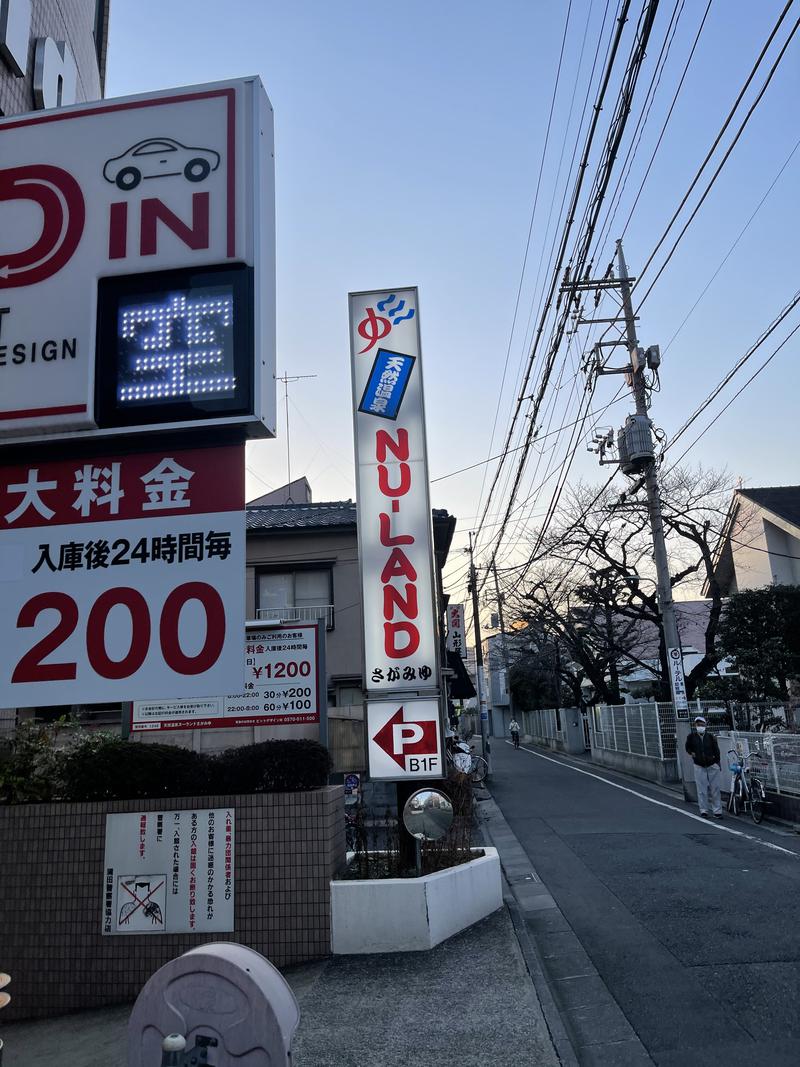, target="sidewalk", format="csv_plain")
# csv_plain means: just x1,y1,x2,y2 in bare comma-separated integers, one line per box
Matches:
1,907,561,1067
